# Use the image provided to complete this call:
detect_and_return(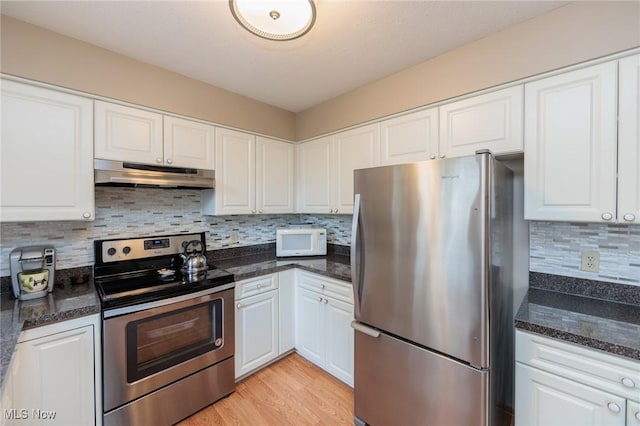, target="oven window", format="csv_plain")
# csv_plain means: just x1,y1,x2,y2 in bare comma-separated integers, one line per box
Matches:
283,234,312,250
126,299,223,382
